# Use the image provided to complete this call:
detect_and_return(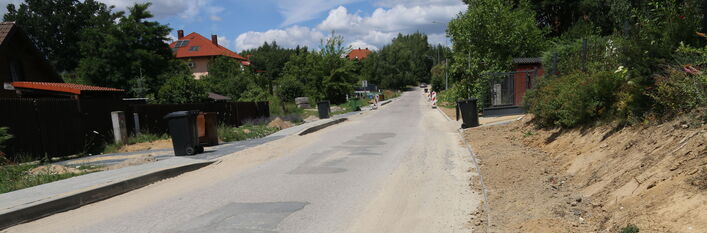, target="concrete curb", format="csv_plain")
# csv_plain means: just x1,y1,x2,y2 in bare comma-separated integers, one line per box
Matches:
457,128,492,232
298,118,348,136
435,106,453,121
0,161,213,230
